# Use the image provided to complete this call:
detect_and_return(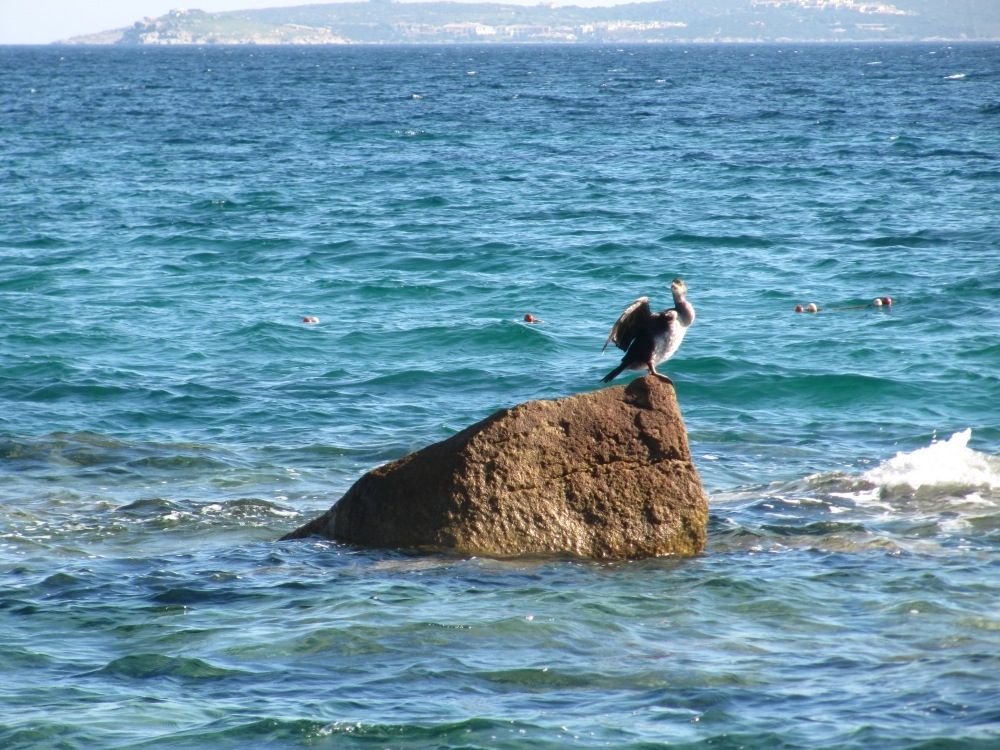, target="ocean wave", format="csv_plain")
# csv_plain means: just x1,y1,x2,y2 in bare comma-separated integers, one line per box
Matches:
942,270,1000,295
789,429,1000,525
0,432,240,472
388,194,450,209
792,429,1000,511
861,429,1000,495
352,366,508,390
124,716,559,748
339,318,557,356
924,147,996,160
116,497,300,527
89,653,250,680
1,493,302,559
856,230,942,248
657,232,773,248
710,430,999,555
687,370,922,410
